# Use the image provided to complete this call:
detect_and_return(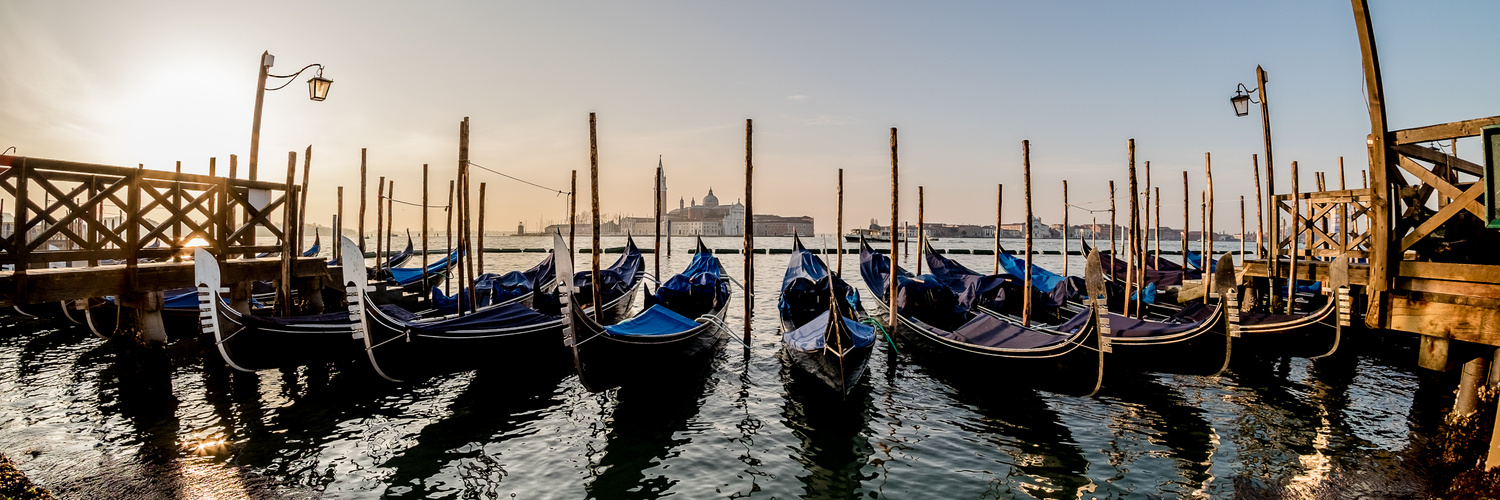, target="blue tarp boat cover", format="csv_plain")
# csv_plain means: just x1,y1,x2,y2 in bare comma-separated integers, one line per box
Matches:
430,253,557,315
782,310,875,350
645,245,728,319
995,249,1067,296
1129,282,1157,304
605,304,701,336
777,243,862,328
389,250,460,286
